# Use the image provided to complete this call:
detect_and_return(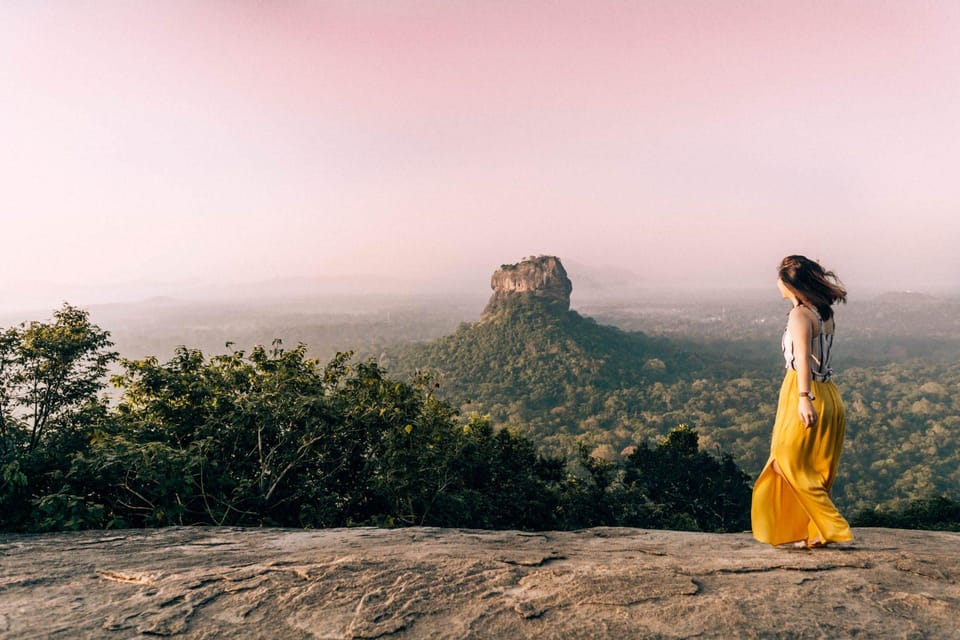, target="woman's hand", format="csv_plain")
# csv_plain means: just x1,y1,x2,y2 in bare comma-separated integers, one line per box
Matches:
798,396,818,427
